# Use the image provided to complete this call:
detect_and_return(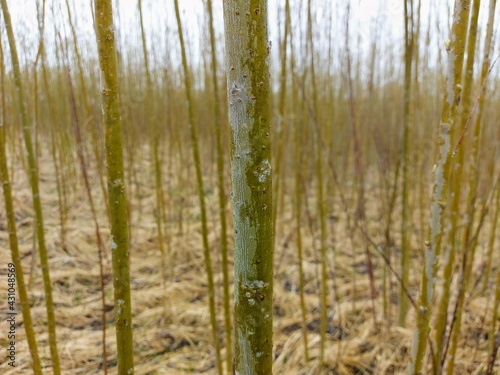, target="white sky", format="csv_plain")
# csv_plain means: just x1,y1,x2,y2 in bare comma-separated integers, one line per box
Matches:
2,0,499,81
